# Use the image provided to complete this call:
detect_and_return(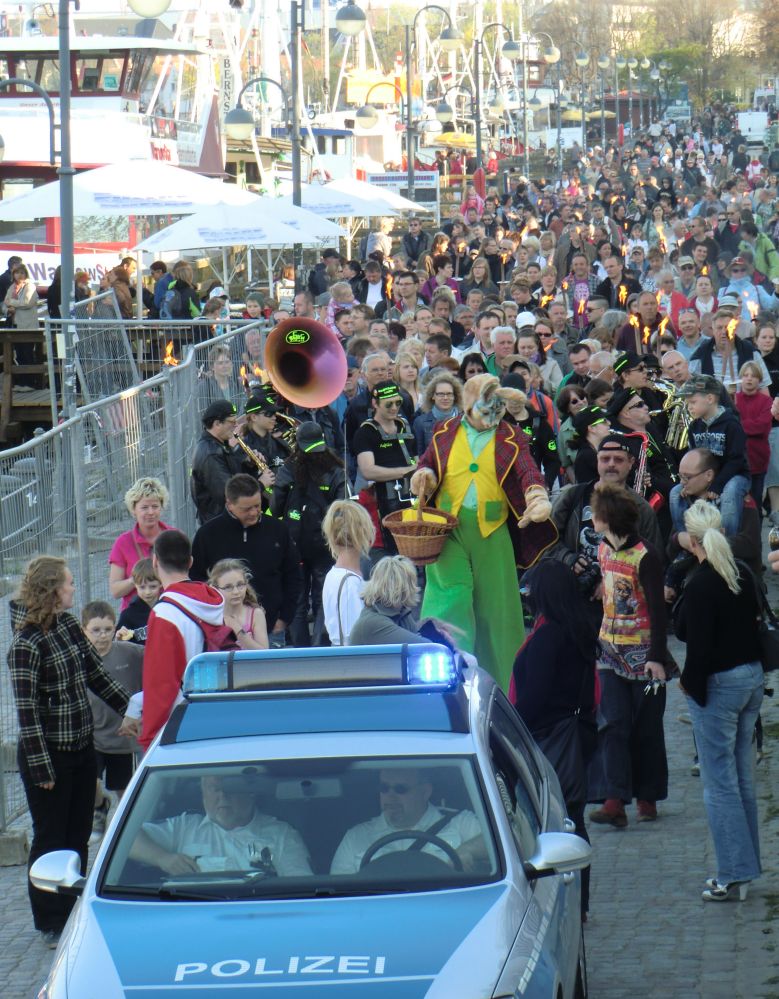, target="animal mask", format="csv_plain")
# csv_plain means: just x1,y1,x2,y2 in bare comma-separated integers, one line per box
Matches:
463,373,519,430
